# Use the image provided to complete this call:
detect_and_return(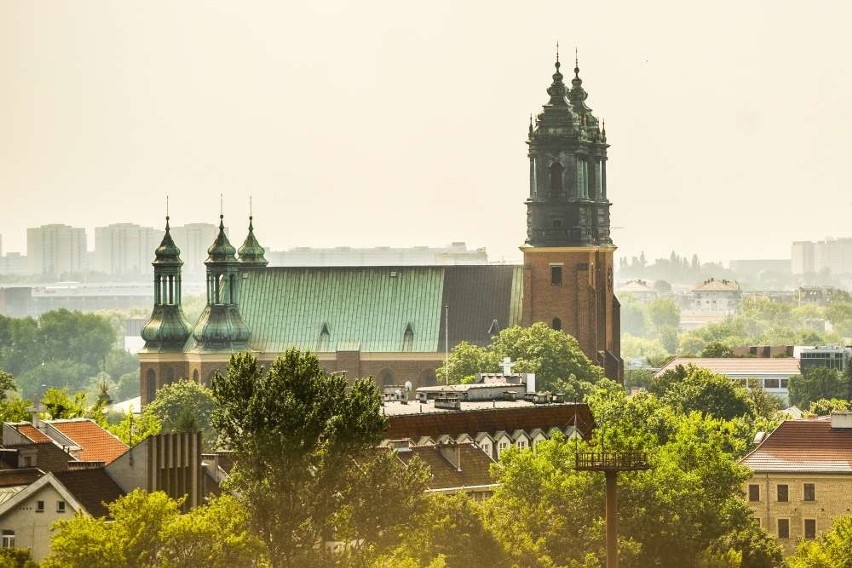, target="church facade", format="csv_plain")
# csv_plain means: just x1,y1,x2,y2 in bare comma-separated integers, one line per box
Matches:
138,57,622,404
